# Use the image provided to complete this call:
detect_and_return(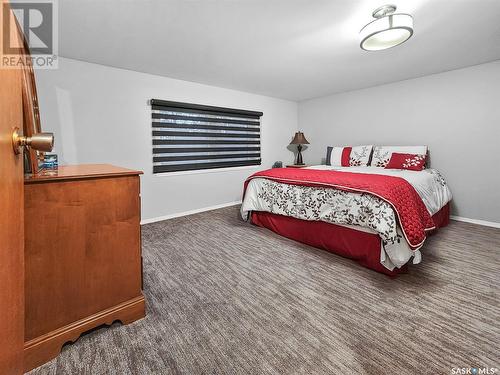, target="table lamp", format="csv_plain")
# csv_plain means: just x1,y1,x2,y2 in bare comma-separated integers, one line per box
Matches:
290,131,310,165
